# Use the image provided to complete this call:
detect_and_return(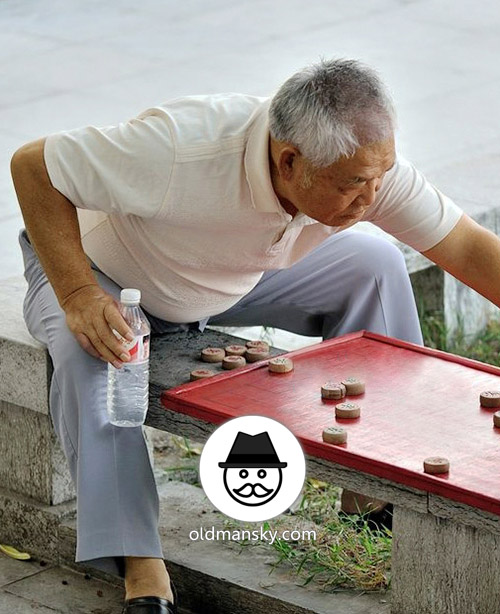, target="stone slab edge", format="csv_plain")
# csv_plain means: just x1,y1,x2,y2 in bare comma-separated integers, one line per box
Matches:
0,486,75,565
0,276,51,414
0,337,51,414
